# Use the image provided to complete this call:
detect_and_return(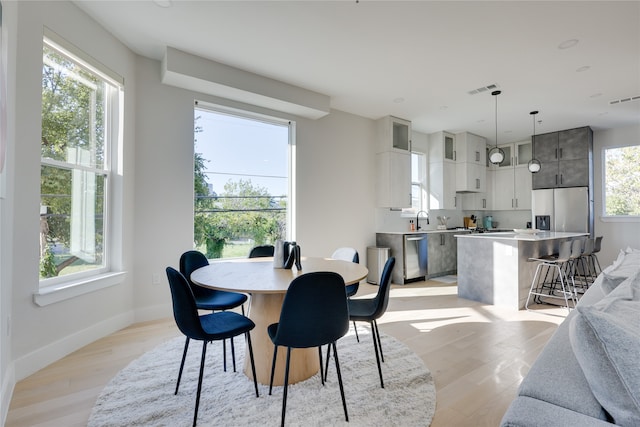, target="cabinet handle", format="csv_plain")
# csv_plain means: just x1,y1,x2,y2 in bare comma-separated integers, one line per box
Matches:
560,174,563,185
515,156,518,165
559,148,563,159
475,151,480,162
512,198,514,208
454,151,456,161
483,198,486,208
515,198,519,208
454,196,457,207
555,174,558,185
555,148,558,159
476,178,480,189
